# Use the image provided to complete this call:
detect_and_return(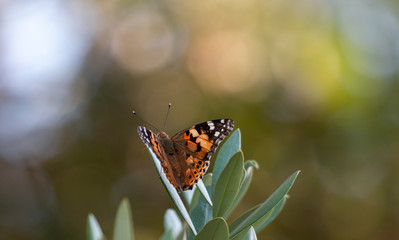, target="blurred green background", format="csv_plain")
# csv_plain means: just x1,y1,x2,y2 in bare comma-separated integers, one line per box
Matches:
1,0,398,239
